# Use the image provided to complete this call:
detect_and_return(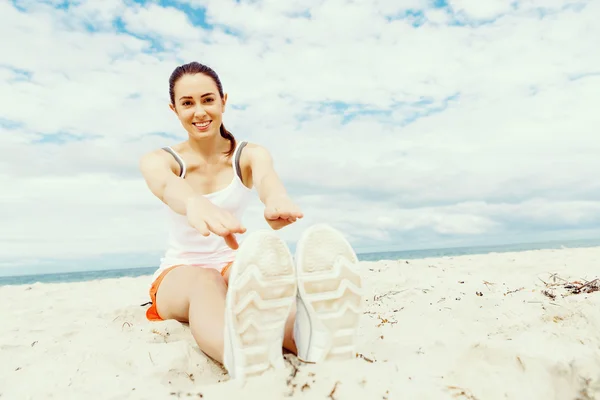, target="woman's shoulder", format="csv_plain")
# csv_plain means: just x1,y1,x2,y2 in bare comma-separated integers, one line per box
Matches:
238,141,271,155
139,142,187,175
238,141,273,165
